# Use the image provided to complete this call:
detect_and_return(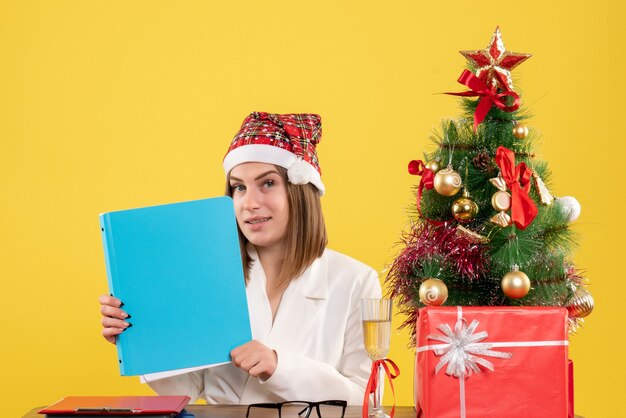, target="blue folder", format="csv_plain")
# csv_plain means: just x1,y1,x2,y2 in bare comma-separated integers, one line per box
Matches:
99,196,252,376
